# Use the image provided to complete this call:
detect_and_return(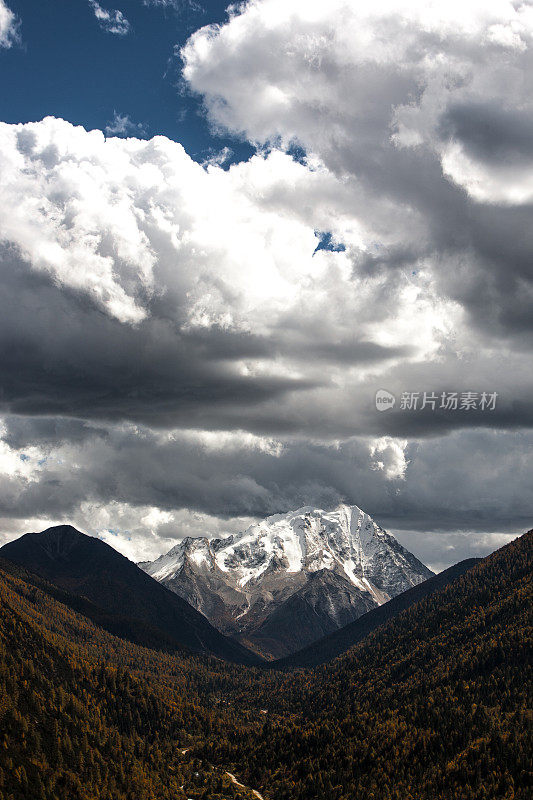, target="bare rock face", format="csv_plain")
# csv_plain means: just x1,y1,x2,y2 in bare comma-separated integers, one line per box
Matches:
140,504,434,658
